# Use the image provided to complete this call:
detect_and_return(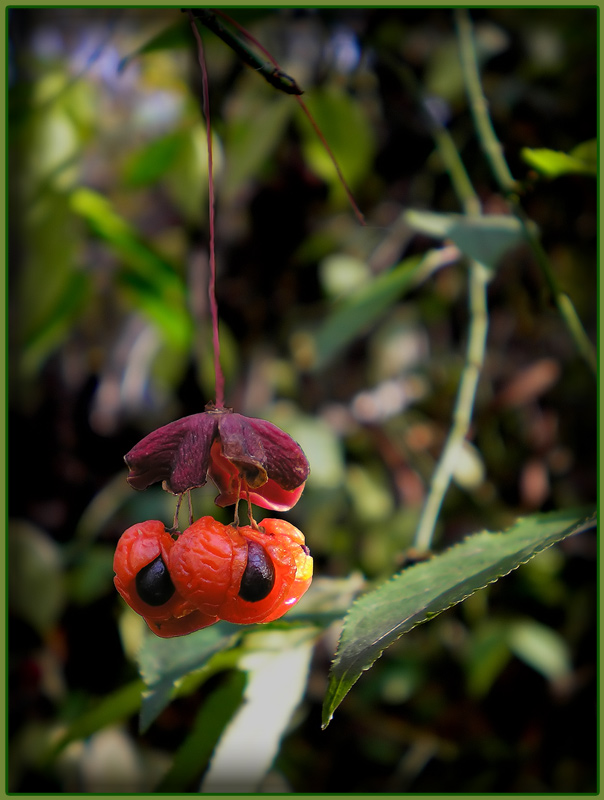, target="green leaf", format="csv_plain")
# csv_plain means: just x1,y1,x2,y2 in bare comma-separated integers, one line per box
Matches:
156,671,247,792
69,187,192,349
122,130,186,188
521,140,597,178
465,620,512,698
507,619,571,682
296,84,375,203
405,210,527,270
135,573,361,734
162,123,219,224
16,191,91,378
9,521,66,635
222,93,294,202
65,545,116,605
322,506,595,728
137,622,244,732
309,254,425,371
201,629,316,792
20,270,91,379
41,680,146,766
